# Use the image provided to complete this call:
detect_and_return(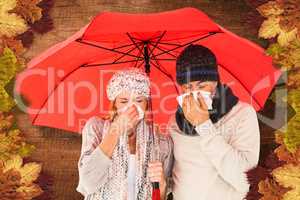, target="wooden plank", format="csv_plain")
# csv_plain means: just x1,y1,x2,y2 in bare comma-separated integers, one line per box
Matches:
14,1,272,199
